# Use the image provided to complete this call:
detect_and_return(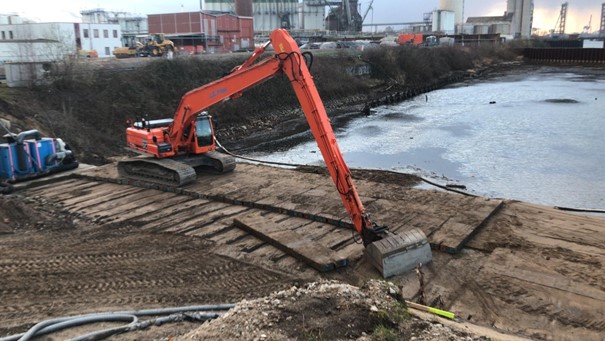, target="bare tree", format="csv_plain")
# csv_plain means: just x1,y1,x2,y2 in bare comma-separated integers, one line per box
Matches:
9,23,77,87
